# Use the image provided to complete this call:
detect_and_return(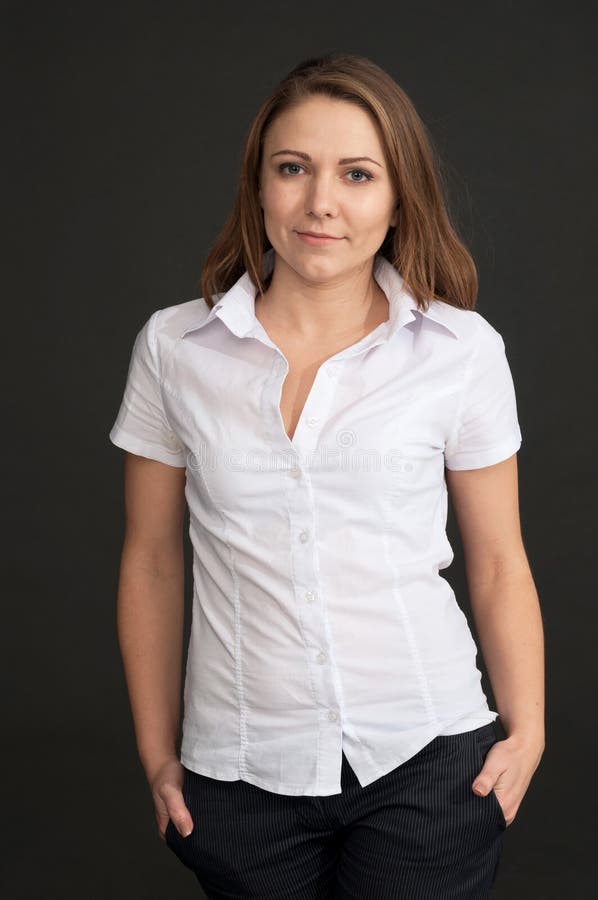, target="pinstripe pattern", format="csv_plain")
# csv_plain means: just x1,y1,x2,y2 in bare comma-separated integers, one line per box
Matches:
165,722,506,898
